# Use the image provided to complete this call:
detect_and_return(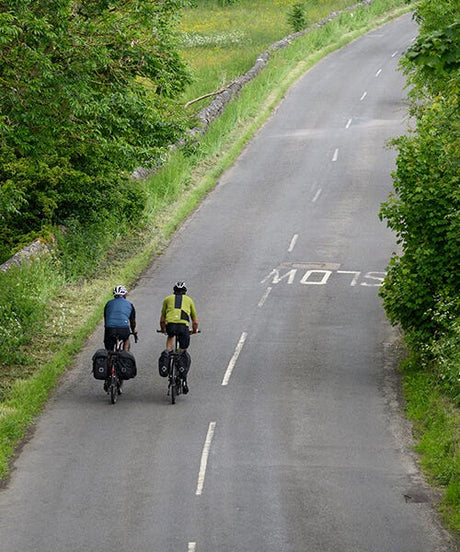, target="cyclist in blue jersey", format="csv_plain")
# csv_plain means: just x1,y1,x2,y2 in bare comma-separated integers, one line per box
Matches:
104,285,138,351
